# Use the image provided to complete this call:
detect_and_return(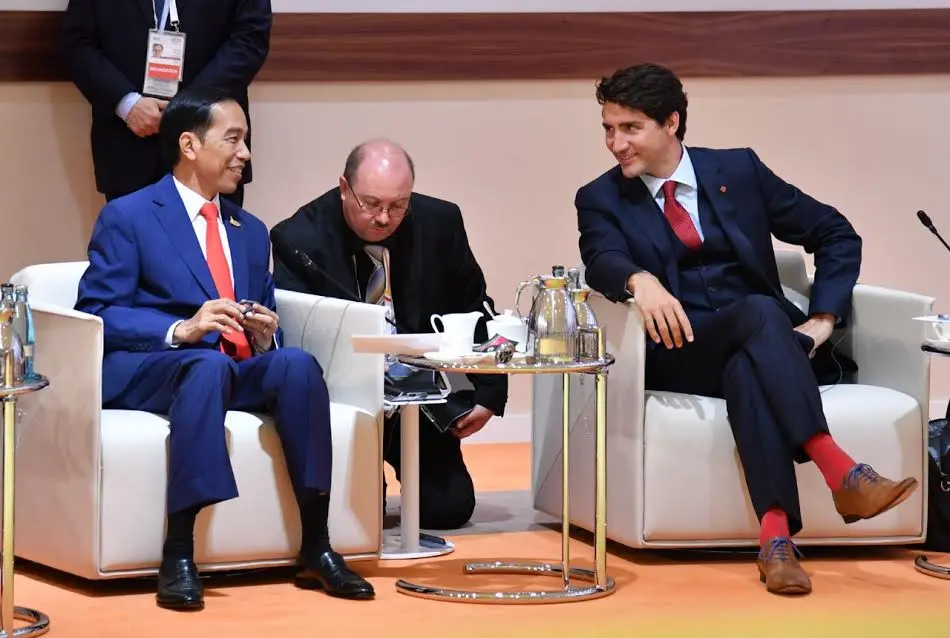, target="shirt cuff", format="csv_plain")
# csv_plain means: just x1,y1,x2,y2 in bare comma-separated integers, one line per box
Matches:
165,320,182,348
253,334,279,354
116,92,143,121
